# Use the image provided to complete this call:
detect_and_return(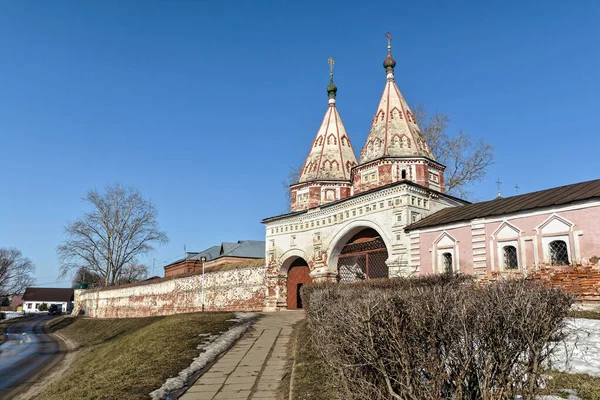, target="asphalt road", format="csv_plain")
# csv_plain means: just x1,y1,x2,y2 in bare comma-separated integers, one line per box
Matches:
0,315,65,399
